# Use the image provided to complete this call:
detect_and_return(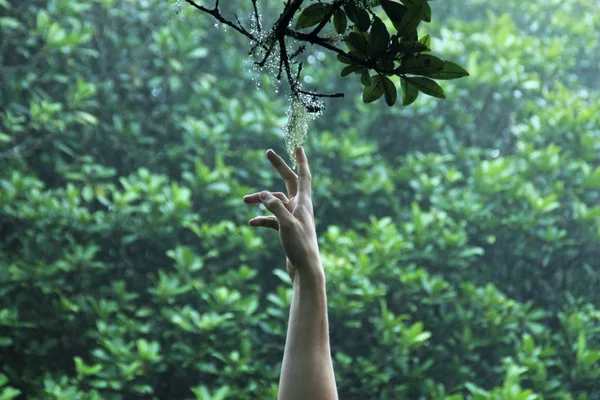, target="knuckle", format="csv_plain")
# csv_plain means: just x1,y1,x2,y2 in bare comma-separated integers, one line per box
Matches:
266,197,280,206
